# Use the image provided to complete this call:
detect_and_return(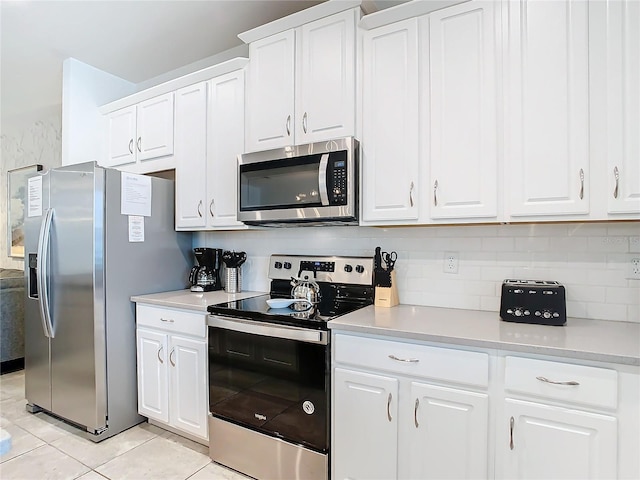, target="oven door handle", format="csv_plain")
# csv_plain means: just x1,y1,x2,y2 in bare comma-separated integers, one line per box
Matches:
208,315,328,345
